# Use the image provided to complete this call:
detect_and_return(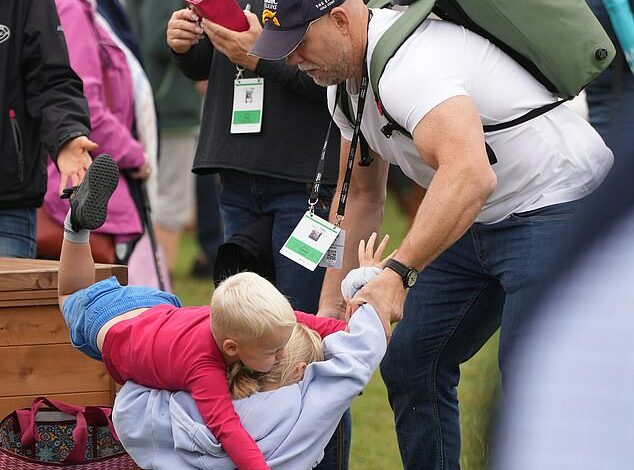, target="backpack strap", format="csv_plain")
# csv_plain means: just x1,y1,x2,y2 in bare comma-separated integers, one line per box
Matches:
367,0,392,7
369,0,436,115
367,0,566,164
